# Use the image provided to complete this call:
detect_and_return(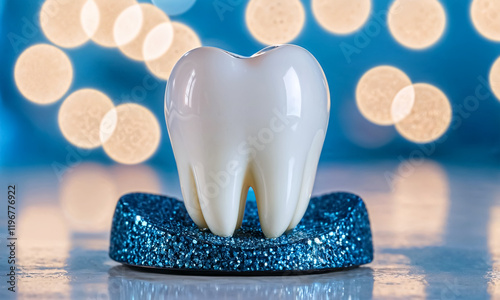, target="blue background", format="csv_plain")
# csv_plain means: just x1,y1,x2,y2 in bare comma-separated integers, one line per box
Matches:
1,0,500,168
